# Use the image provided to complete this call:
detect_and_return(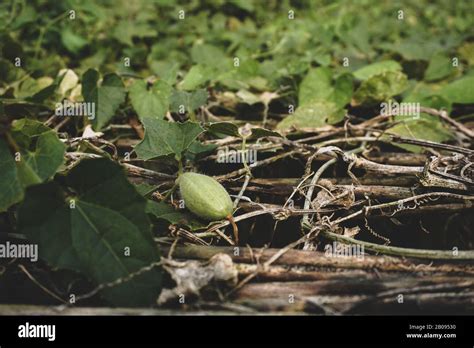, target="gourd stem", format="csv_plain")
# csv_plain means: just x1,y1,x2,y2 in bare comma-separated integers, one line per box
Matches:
177,158,184,176
227,215,239,245
162,182,178,201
